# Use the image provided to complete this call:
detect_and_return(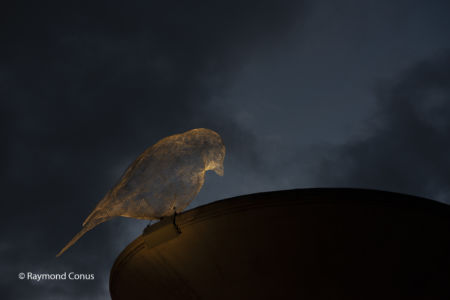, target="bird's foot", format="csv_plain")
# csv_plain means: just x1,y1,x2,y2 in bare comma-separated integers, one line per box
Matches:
172,206,177,224
172,207,181,234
